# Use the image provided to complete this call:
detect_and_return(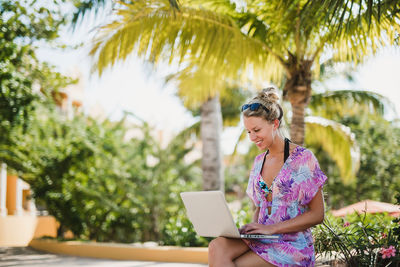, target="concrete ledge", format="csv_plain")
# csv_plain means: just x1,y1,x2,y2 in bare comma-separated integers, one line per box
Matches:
29,239,208,264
